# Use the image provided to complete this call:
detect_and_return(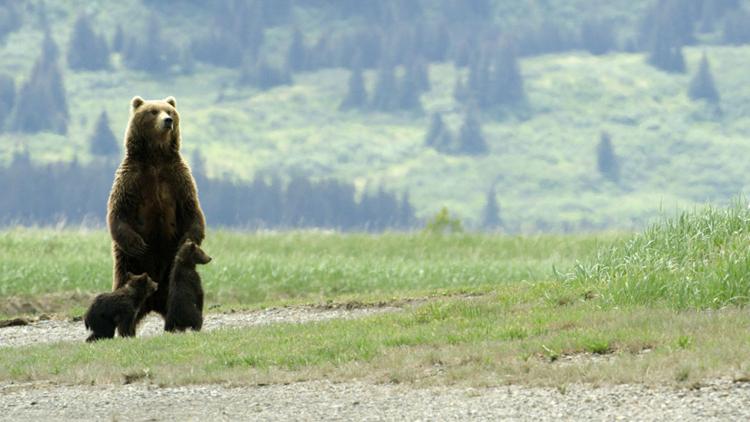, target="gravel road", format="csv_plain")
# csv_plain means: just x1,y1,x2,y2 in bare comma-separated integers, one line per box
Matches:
2,378,749,421
0,306,400,348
